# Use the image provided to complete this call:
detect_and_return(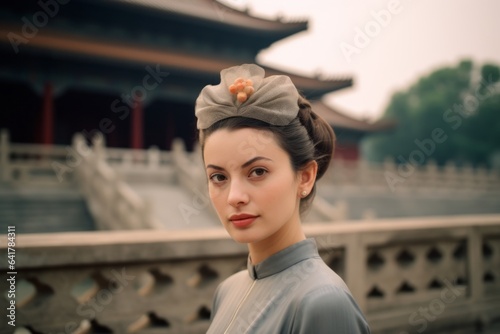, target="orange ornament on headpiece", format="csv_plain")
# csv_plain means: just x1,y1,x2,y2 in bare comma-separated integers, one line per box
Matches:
228,77,255,103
